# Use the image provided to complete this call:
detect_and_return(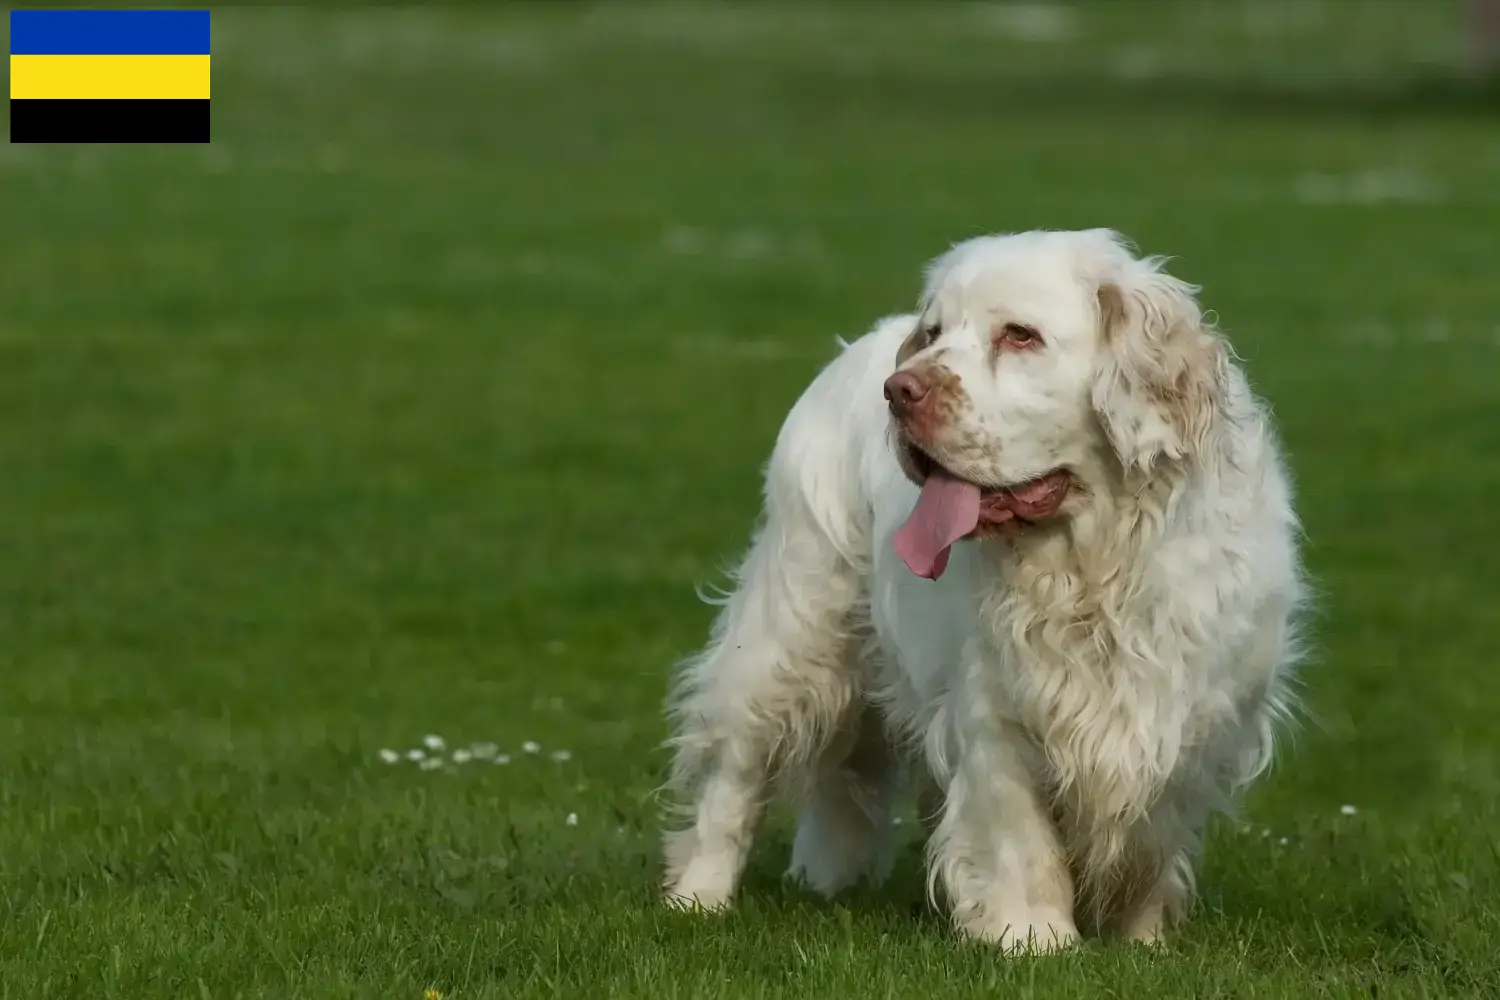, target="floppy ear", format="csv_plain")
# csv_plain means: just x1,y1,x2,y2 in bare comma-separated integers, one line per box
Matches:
1090,254,1228,472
